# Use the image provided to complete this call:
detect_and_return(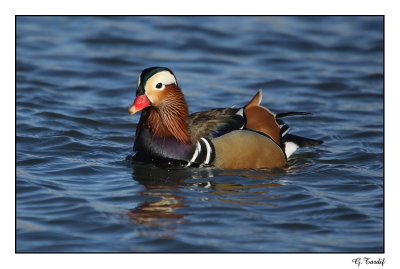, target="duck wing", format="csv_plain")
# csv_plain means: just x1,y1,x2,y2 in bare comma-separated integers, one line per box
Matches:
187,108,246,142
